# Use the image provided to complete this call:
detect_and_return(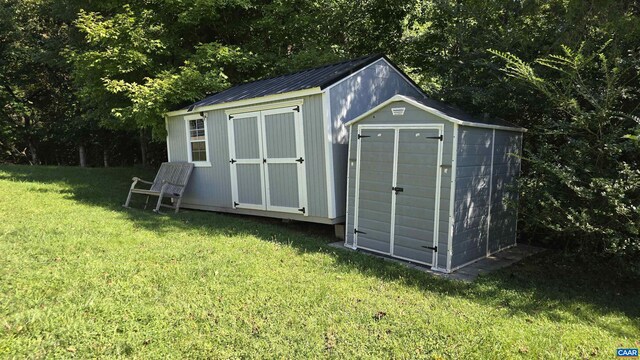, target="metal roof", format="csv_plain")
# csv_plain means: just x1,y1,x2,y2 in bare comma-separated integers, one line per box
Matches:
184,54,385,111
